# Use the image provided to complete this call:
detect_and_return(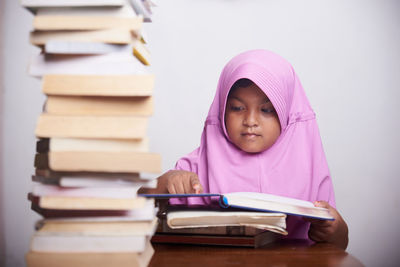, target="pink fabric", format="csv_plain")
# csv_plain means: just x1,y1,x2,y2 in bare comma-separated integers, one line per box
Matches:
172,50,335,239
